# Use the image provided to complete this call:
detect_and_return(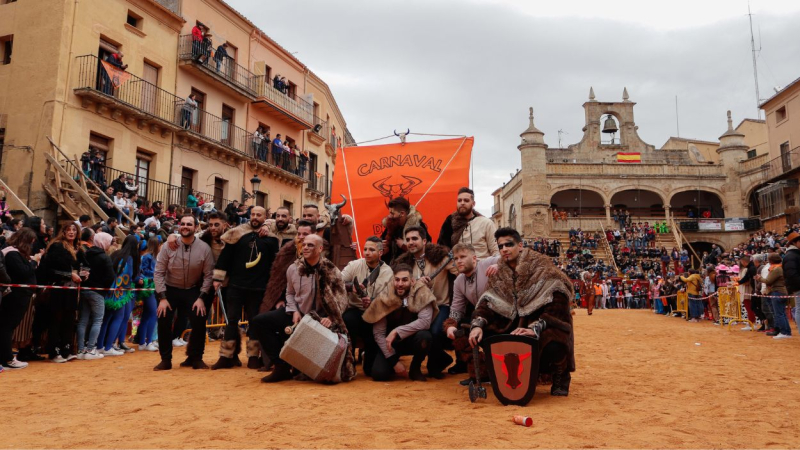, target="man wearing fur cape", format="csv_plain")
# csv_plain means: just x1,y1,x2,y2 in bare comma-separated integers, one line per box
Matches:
210,207,279,370
469,227,576,396
250,234,356,383
258,220,316,315
264,206,297,247
363,264,437,381
380,196,429,265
